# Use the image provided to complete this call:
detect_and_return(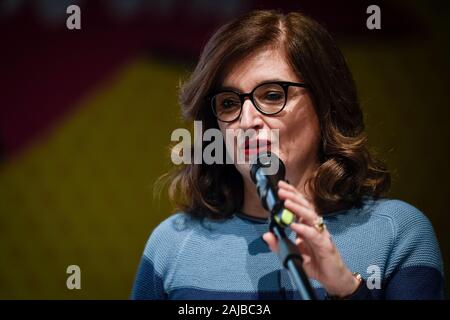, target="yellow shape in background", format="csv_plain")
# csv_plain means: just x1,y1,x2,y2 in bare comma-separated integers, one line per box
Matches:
0,56,185,299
